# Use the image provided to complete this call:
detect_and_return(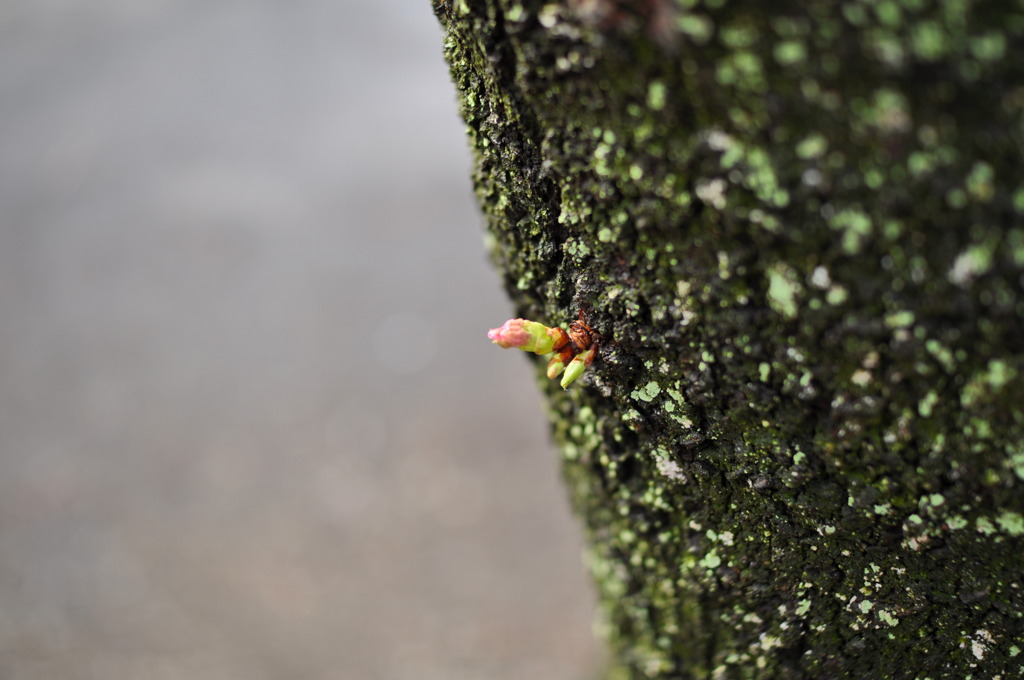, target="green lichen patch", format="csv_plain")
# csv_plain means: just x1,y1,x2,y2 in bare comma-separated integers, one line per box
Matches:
961,359,1017,407
766,263,801,319
829,208,874,255
996,511,1024,537
632,381,662,403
